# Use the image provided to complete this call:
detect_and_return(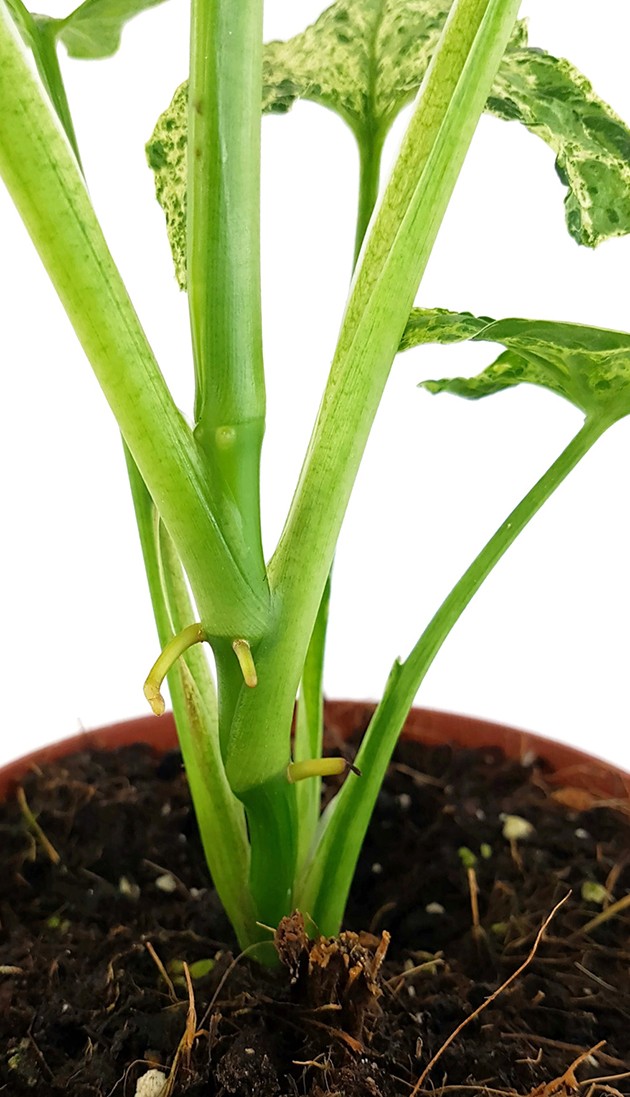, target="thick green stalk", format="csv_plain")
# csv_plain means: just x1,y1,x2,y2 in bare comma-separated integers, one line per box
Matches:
226,0,523,799
125,448,256,947
271,0,523,623
0,4,268,639
188,0,266,586
294,572,331,870
222,0,522,934
294,135,384,866
3,0,80,163
298,415,608,933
